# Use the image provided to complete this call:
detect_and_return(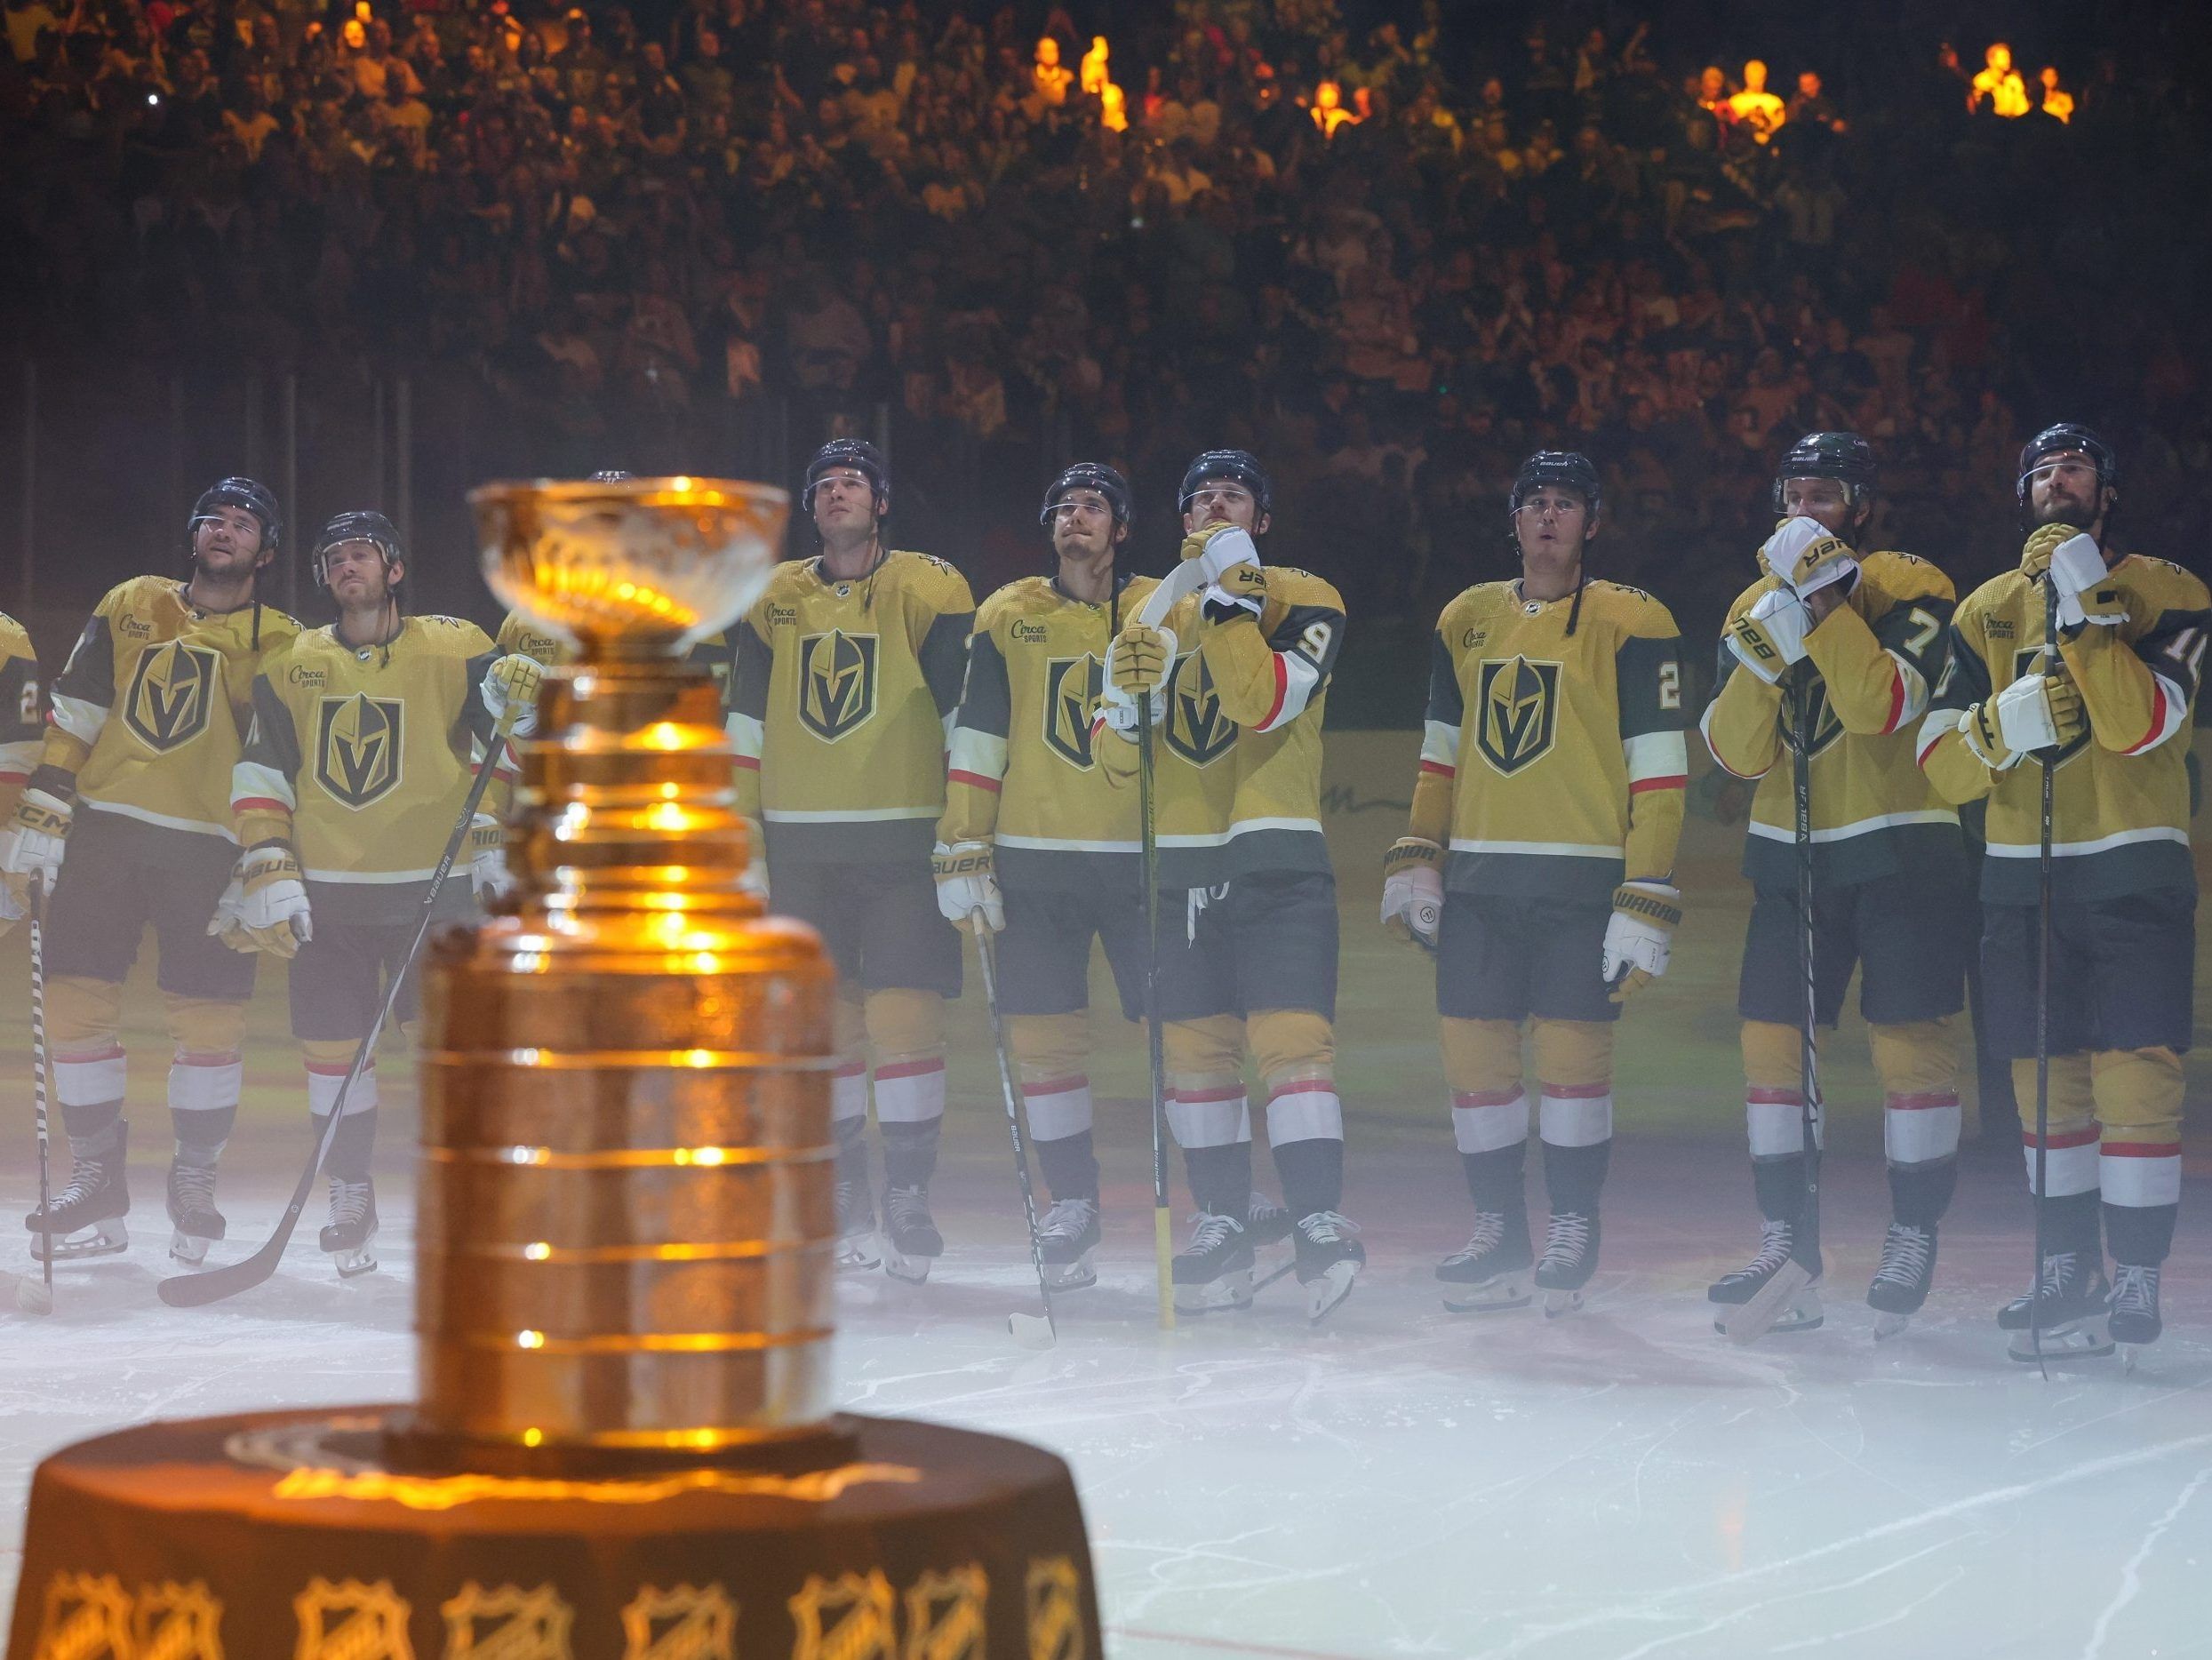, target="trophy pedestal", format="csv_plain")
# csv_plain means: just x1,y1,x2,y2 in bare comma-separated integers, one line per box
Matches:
9,1406,1099,1658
